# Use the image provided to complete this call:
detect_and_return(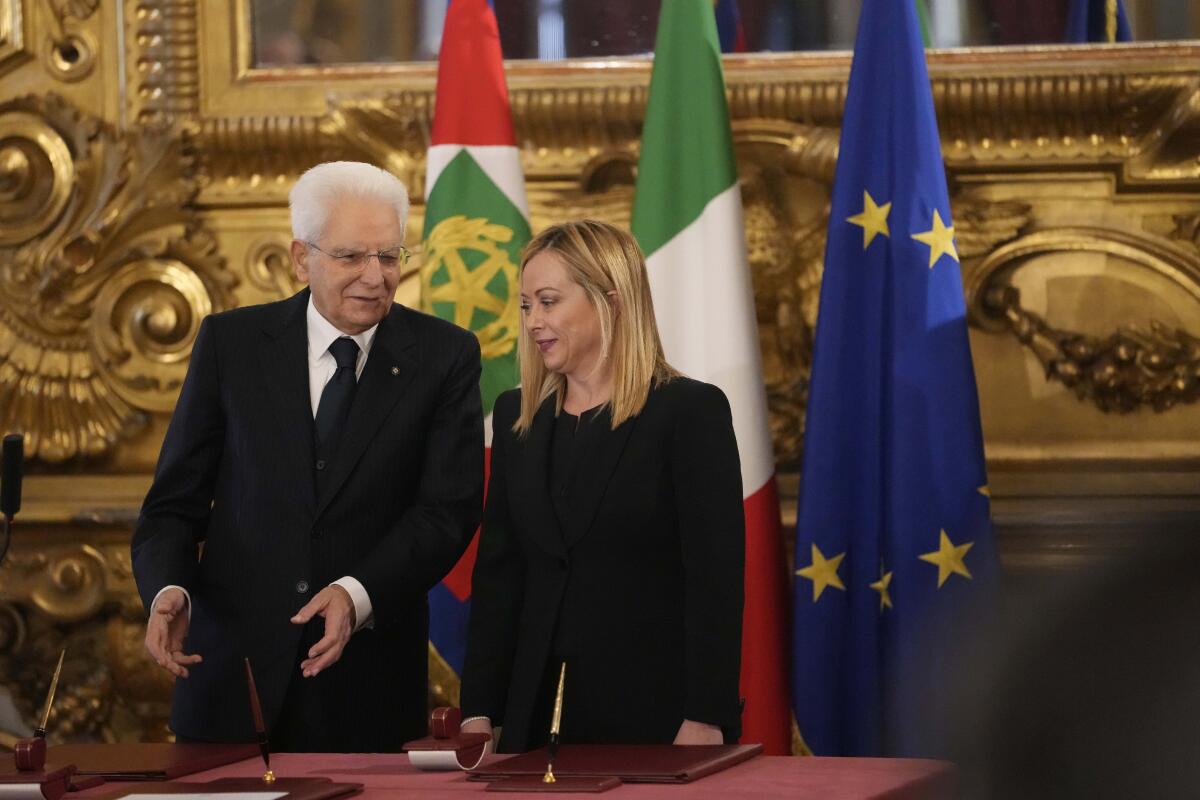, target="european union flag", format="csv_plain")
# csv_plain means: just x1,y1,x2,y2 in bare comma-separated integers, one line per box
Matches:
1065,0,1133,43
790,0,998,758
